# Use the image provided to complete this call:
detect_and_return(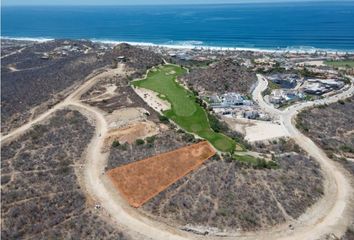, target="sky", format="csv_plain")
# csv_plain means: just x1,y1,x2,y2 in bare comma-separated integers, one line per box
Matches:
2,0,347,6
